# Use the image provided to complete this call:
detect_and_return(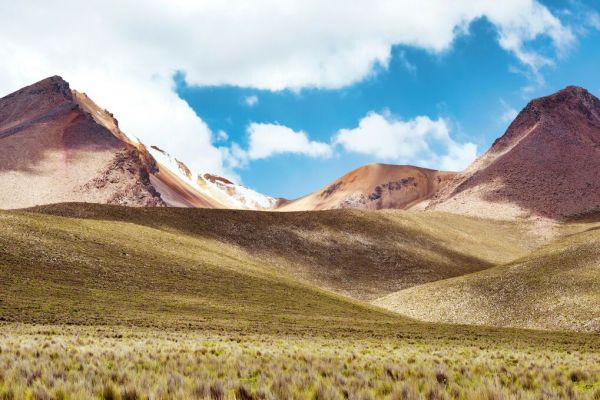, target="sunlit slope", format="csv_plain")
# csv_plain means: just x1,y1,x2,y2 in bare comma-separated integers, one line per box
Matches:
374,222,600,332
0,208,416,334
26,203,541,300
